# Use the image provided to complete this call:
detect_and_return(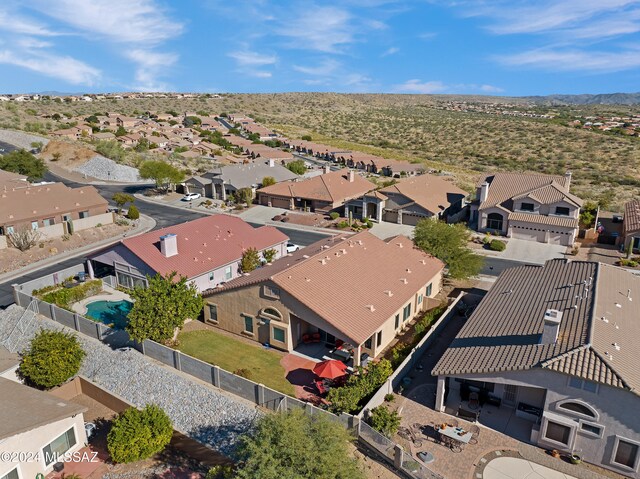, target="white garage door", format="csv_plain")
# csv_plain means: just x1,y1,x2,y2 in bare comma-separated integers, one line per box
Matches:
548,230,572,246
511,225,546,243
